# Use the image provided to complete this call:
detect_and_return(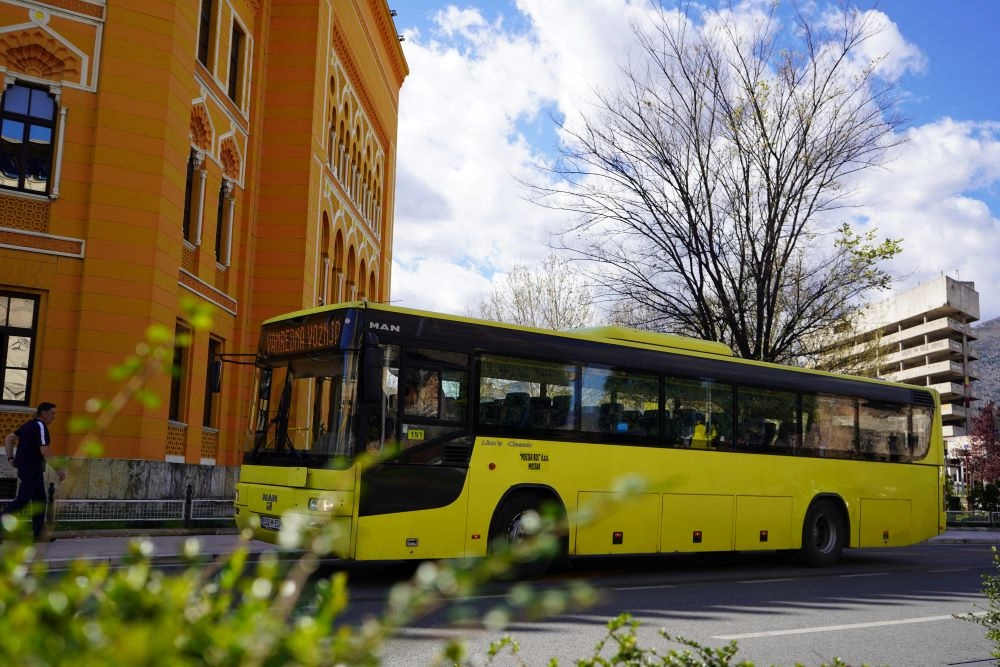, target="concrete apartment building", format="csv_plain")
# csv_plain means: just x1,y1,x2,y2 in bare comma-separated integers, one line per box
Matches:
854,275,980,487
0,1,407,504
